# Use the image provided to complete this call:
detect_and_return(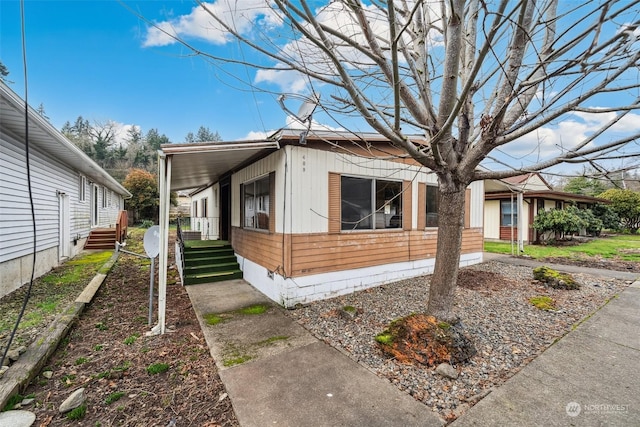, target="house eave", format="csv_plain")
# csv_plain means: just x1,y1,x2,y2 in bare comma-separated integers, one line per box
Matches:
0,82,131,198
485,190,610,204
